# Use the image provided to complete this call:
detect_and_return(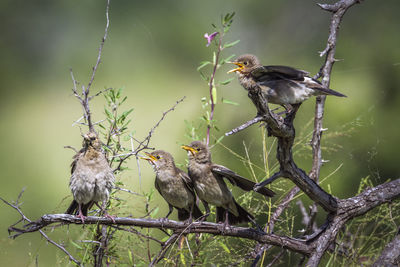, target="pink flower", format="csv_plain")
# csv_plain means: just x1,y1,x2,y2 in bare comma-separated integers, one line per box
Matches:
204,32,218,47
